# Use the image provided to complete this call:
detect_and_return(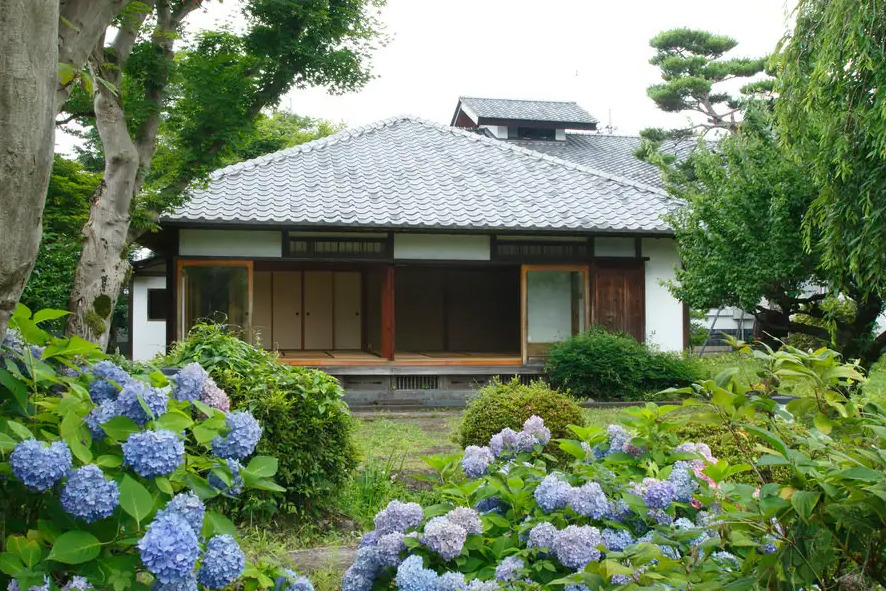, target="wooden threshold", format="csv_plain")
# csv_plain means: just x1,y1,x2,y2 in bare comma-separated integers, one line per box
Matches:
275,350,522,368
